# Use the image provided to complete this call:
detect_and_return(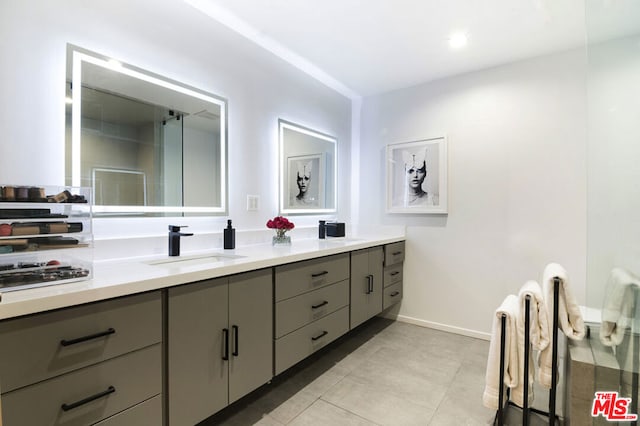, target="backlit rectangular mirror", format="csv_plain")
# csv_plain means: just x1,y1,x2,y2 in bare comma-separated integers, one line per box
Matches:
279,120,337,214
65,45,227,216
